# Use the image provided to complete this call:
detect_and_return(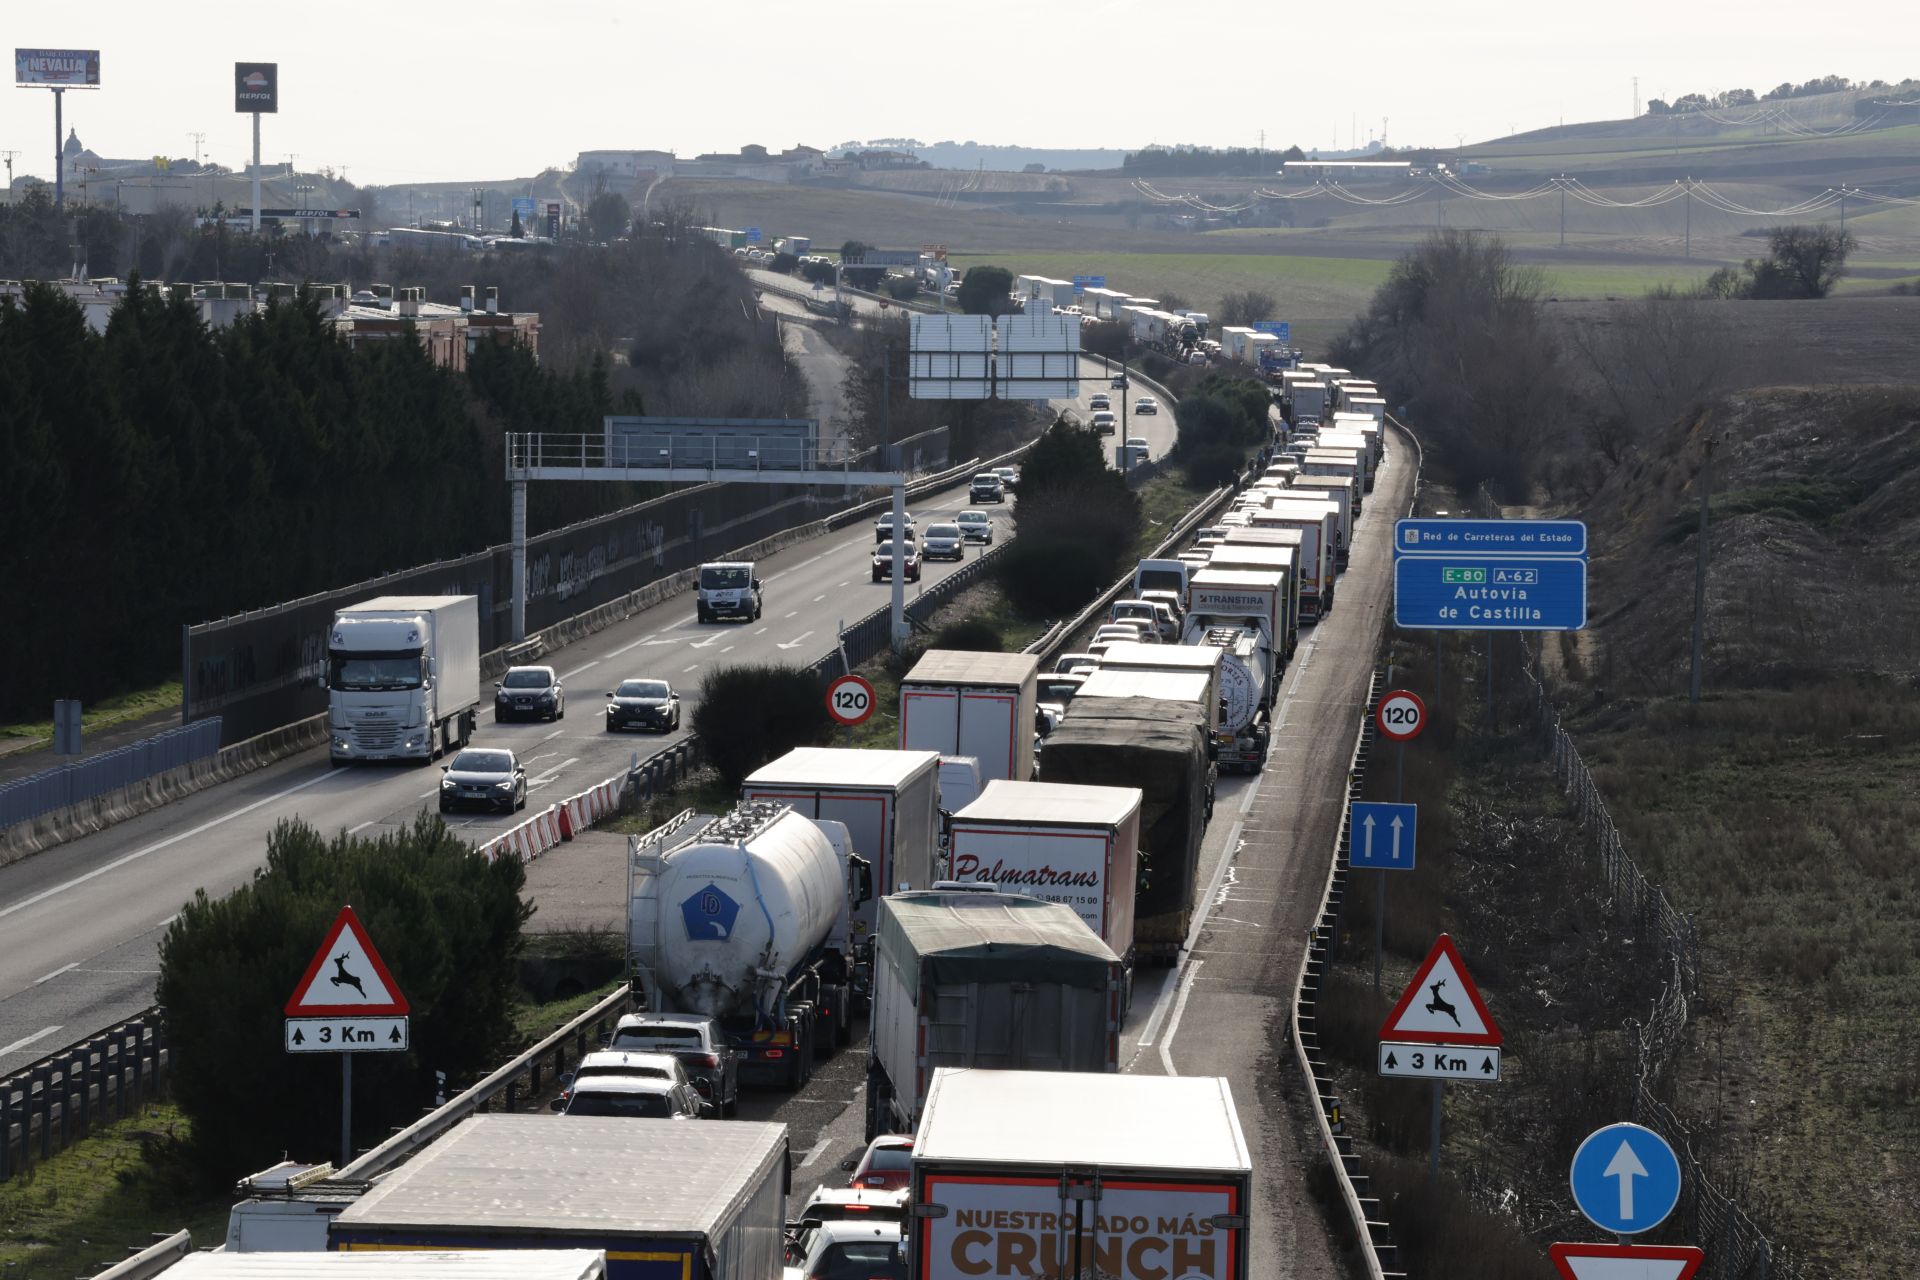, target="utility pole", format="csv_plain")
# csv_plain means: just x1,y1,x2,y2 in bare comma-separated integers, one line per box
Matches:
1839,184,1850,233
0,150,16,197
1559,176,1566,248
186,131,205,164
1683,178,1692,259
1689,437,1715,703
